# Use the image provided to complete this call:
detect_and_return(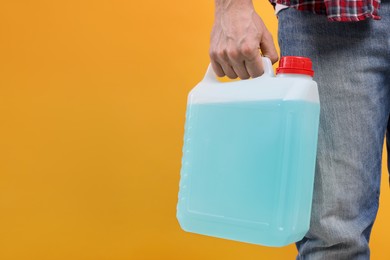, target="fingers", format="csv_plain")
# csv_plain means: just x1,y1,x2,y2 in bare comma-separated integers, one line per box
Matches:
210,46,257,80
229,60,250,80
244,56,264,78
210,43,277,79
210,37,277,79
210,60,225,77
212,58,249,80
219,61,238,79
243,36,282,78
210,49,238,79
